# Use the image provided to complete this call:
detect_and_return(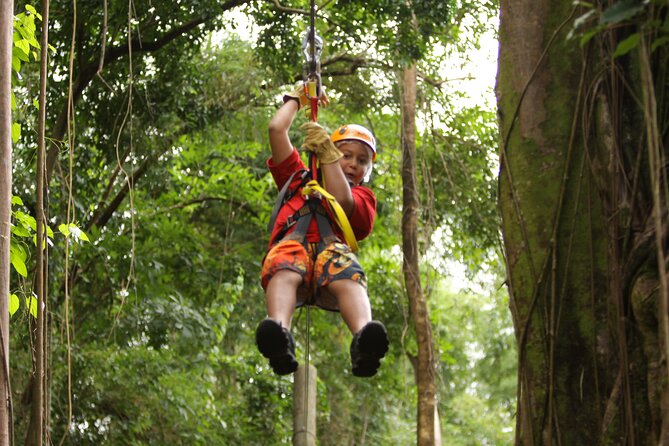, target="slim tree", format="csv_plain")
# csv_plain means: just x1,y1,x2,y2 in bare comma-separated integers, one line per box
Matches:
0,0,14,444
400,63,437,446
